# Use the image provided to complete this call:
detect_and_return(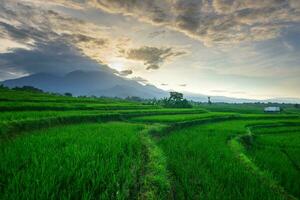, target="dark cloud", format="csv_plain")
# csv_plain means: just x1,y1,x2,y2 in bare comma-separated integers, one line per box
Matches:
161,83,168,86
119,69,133,76
126,46,186,70
0,2,67,45
0,1,109,61
90,0,171,24
0,22,31,42
0,0,113,80
56,0,300,46
146,64,160,70
0,41,106,77
65,34,108,46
